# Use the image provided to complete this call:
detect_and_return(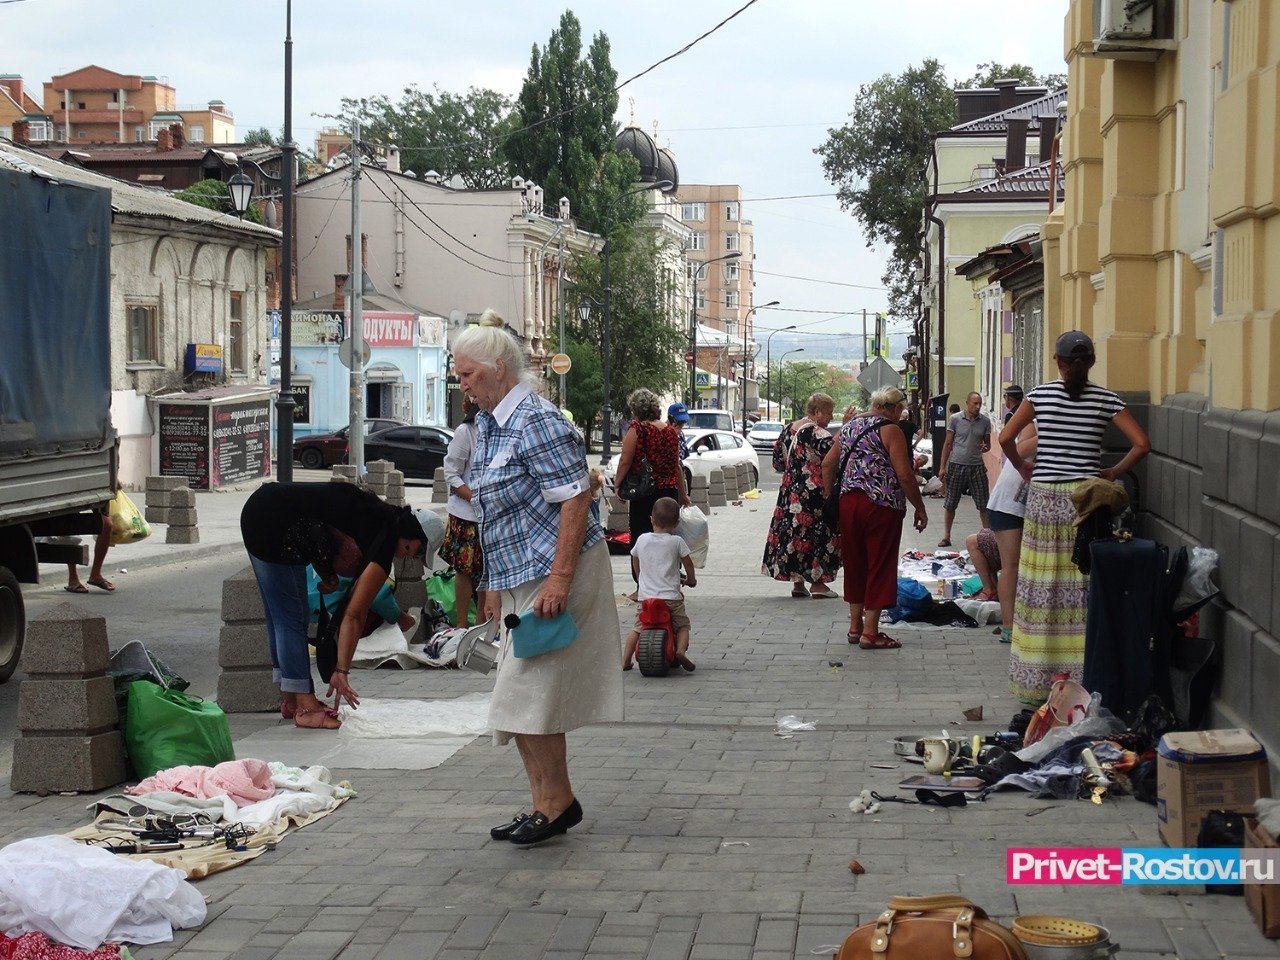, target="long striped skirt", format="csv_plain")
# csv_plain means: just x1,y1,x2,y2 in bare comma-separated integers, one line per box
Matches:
1009,480,1087,703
